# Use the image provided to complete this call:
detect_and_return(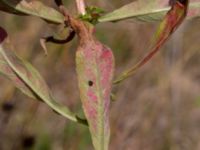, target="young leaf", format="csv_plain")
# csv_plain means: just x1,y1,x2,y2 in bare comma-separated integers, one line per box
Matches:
0,0,64,24
114,0,188,84
99,0,199,22
70,17,114,150
0,26,86,125
79,6,105,24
